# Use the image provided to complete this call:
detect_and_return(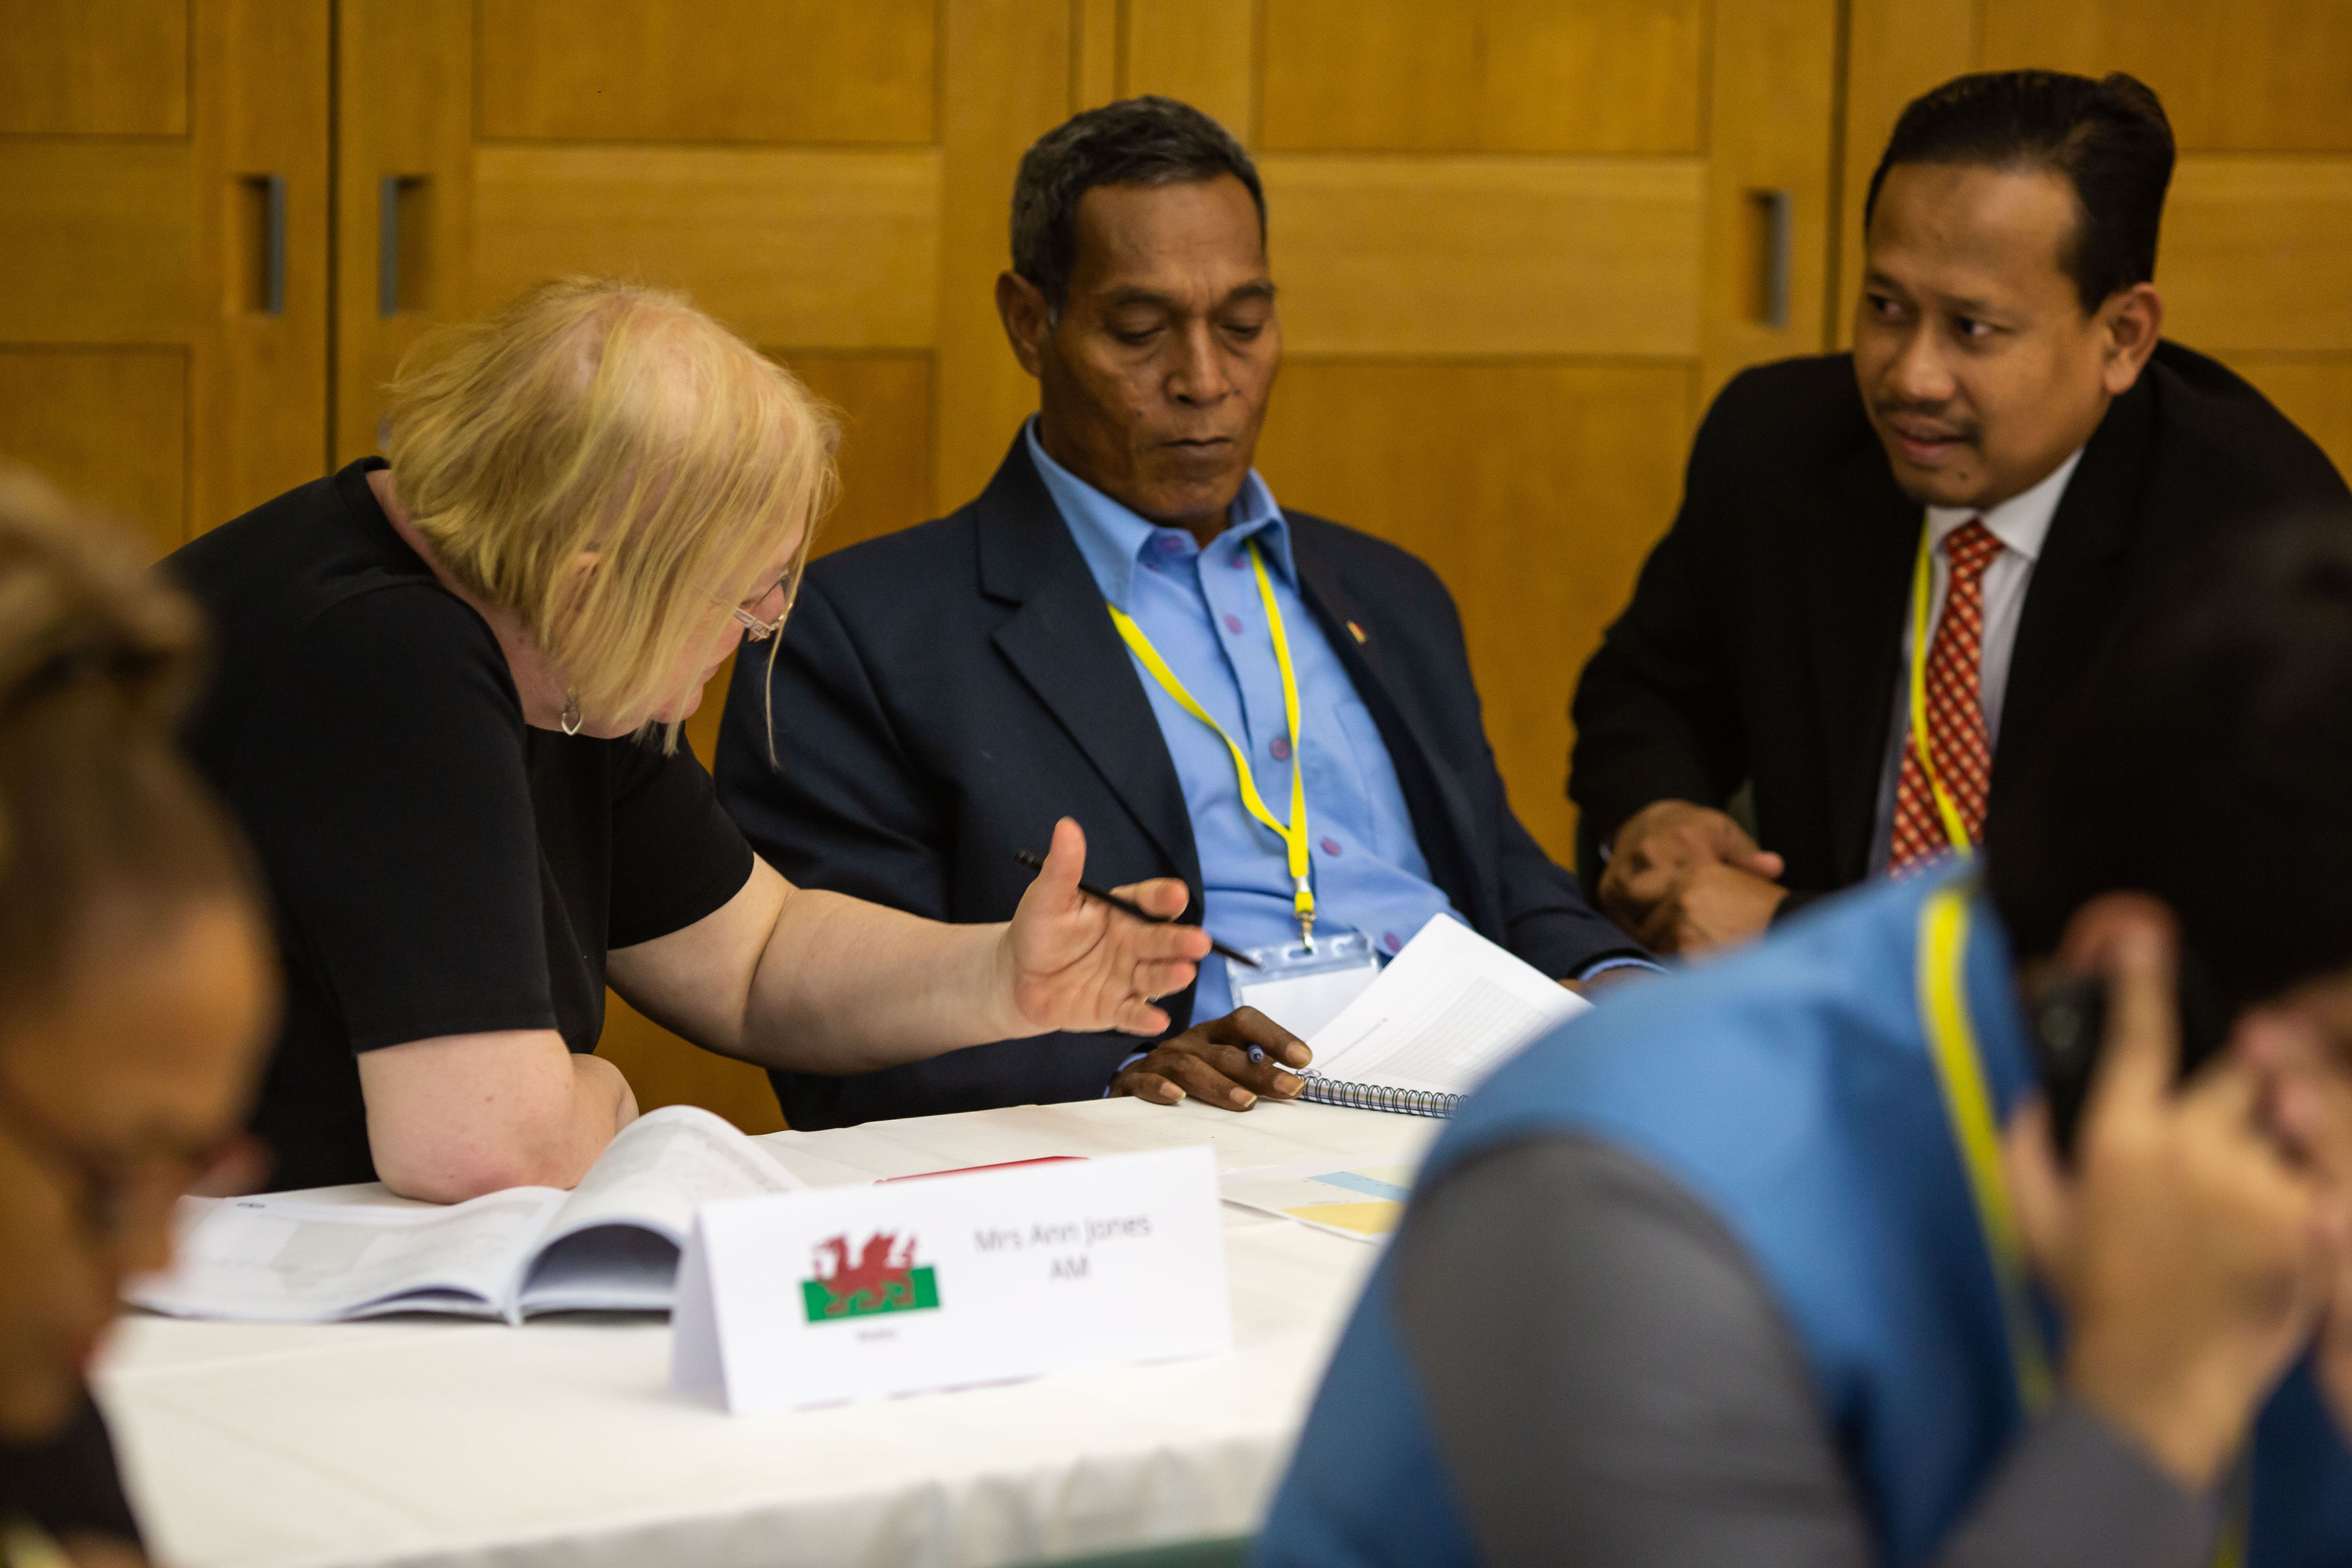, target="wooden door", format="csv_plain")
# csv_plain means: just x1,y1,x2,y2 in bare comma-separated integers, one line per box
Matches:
331,1,1091,1129
0,0,329,558
1840,0,2352,477
1096,0,1846,868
